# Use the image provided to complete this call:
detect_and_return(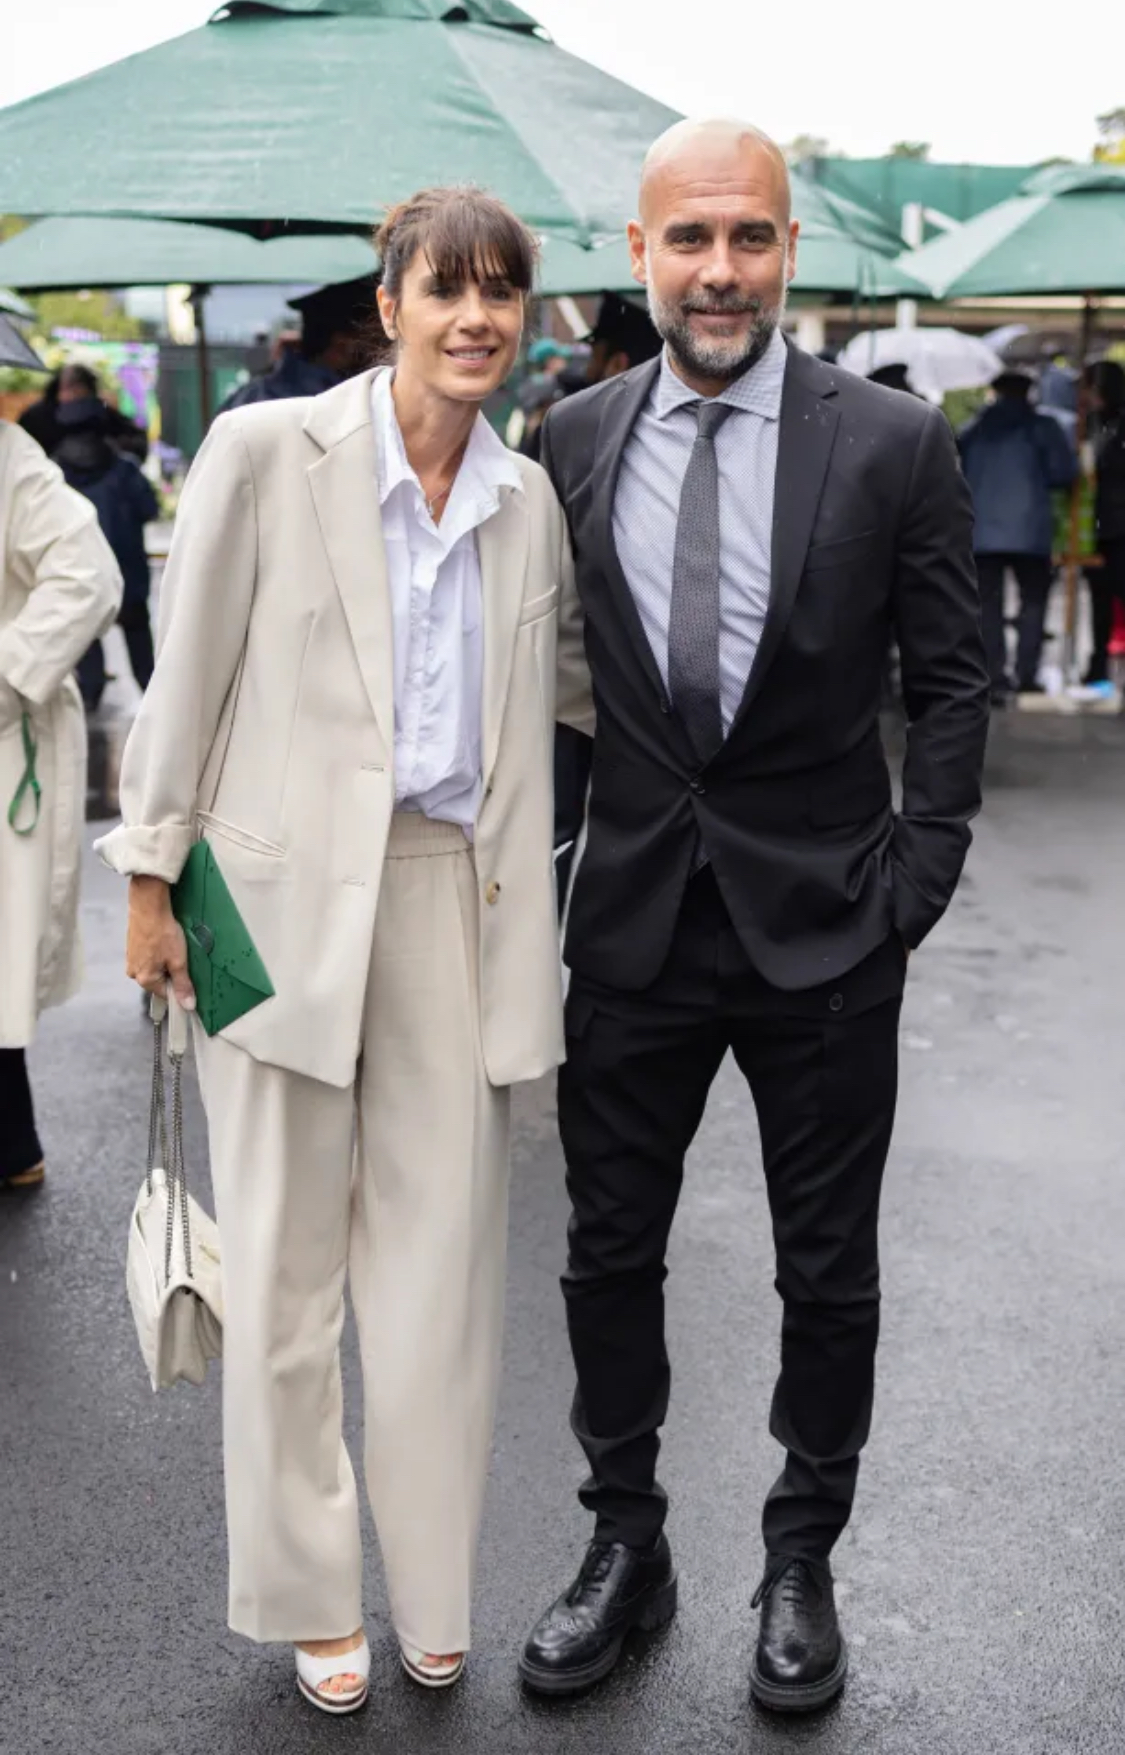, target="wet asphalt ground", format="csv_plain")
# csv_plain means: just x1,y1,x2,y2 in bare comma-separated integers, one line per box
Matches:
3,703,1125,1755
